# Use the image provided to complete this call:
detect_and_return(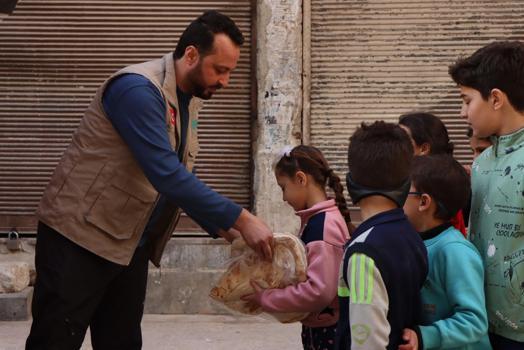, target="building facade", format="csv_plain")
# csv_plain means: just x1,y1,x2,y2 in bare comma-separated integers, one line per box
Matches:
1,0,523,314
